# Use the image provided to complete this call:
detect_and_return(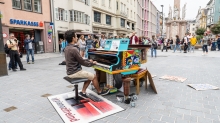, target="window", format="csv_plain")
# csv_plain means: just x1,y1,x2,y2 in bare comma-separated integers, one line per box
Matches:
58,9,64,21
12,0,21,9
85,0,90,5
134,0,135,7
70,11,73,21
121,18,125,27
132,23,135,30
84,14,90,25
109,0,111,8
34,0,41,13
94,11,101,23
106,15,111,25
131,10,132,18
24,0,32,11
102,0,105,5
70,10,90,24
116,2,118,10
